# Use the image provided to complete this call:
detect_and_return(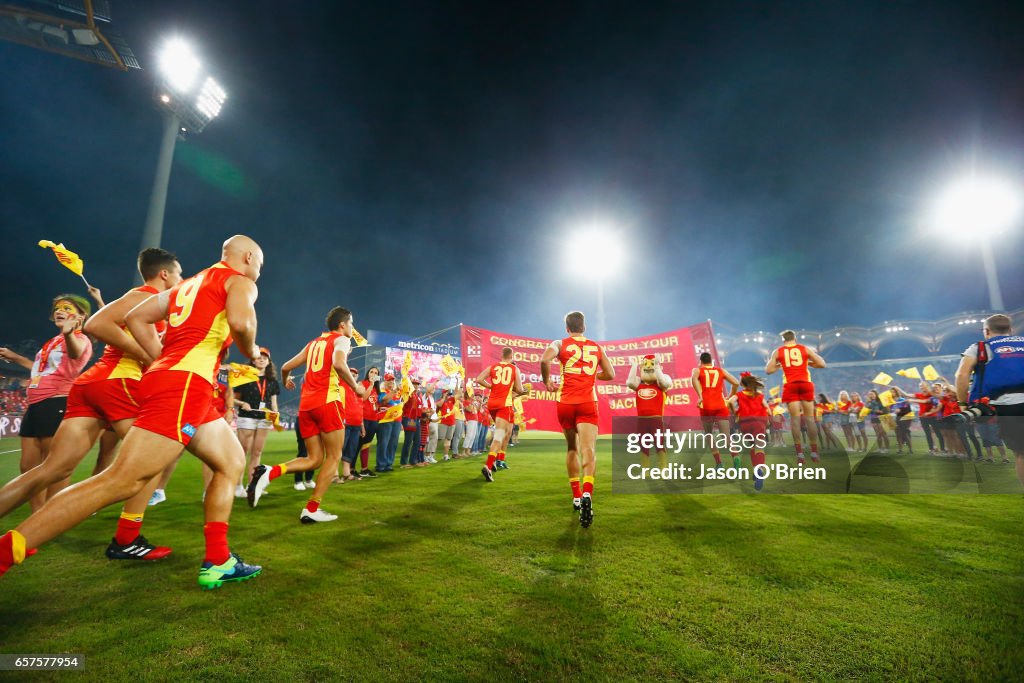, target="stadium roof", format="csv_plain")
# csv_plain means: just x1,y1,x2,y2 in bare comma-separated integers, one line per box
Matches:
0,0,139,70
714,308,1024,361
